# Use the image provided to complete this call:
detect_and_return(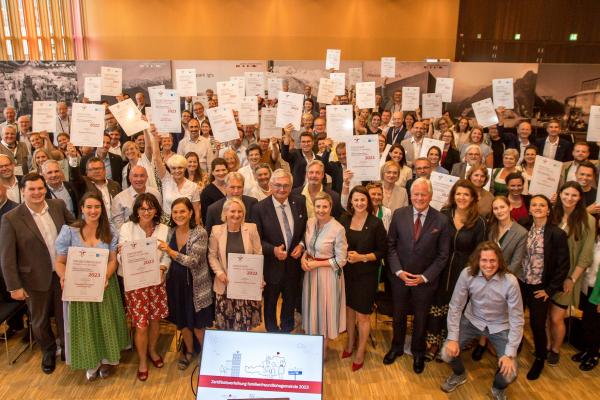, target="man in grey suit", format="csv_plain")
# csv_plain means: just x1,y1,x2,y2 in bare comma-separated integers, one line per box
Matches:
0,173,75,374
383,177,451,374
400,121,426,167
